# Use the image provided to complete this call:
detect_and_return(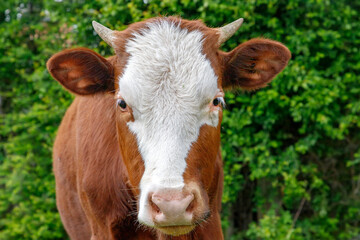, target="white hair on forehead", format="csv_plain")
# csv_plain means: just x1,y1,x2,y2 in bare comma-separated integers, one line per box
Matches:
118,19,220,193
120,19,218,109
